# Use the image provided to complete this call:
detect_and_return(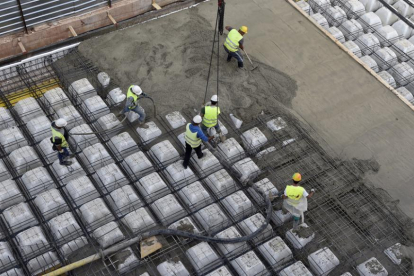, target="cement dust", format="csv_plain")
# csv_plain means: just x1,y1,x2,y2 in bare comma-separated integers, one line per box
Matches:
78,6,297,123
